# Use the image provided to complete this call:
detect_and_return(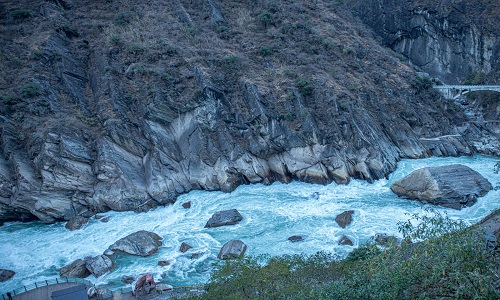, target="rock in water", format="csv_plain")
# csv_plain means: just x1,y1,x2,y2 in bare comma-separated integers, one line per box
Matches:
218,240,247,259
108,231,163,256
85,255,113,278
338,235,353,246
288,235,304,242
0,269,15,282
59,259,91,278
335,210,354,228
391,164,492,209
182,201,191,209
65,216,89,230
205,209,243,228
180,242,193,253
